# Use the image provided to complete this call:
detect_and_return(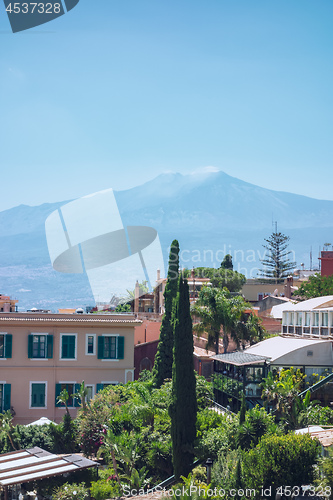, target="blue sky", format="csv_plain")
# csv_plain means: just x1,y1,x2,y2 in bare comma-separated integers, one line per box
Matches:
0,0,332,211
